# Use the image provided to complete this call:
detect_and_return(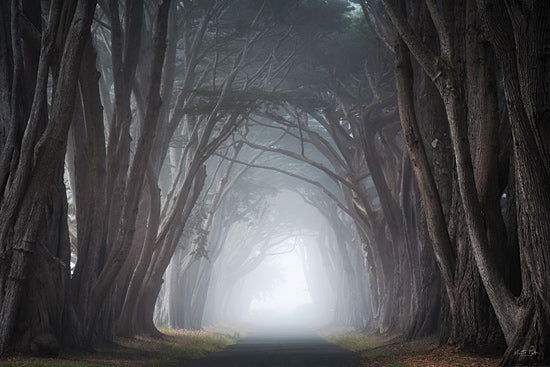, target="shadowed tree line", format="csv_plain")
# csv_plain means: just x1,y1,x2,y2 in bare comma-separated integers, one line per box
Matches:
0,0,300,352
0,0,548,366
